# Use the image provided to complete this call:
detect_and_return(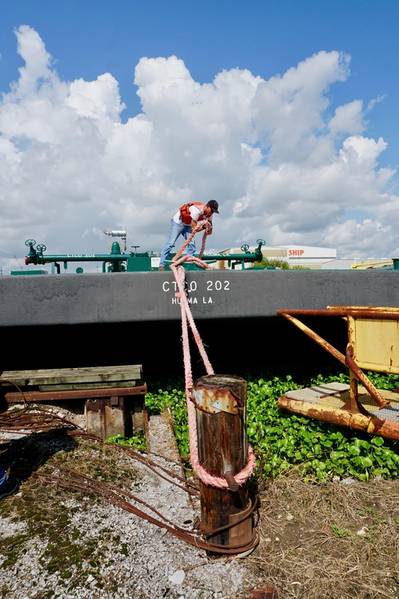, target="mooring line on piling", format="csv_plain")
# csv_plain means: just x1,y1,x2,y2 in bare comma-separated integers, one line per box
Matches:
171,229,256,491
